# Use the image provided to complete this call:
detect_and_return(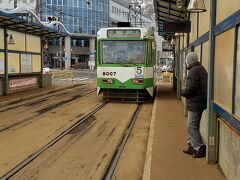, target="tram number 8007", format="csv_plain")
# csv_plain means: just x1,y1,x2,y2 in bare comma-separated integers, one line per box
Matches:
102,72,116,76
